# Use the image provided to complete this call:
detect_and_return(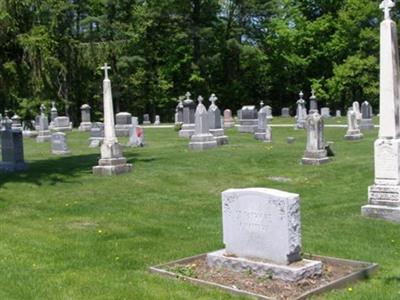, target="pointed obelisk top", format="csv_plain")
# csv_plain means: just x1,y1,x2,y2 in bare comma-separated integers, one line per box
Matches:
101,63,111,79
380,0,395,20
